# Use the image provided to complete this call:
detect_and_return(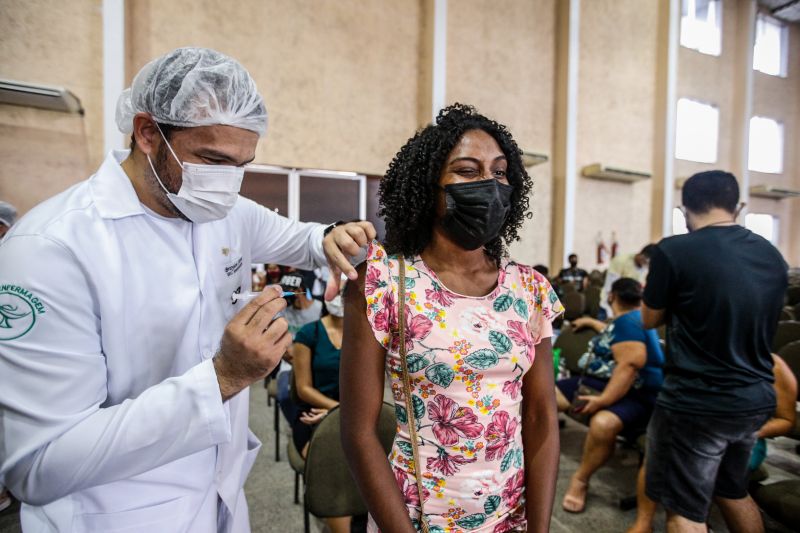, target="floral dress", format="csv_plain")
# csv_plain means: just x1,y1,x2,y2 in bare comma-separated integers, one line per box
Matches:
364,241,563,533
